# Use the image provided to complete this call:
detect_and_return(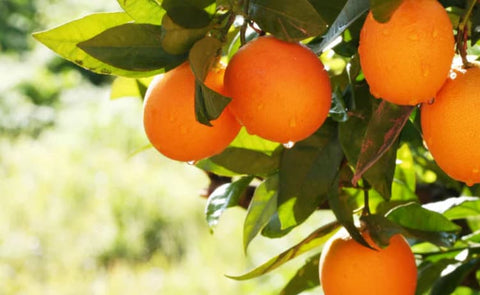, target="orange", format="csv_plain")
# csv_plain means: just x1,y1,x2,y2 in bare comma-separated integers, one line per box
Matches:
143,62,241,162
224,36,332,144
421,65,480,186
358,0,454,105
319,228,417,295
